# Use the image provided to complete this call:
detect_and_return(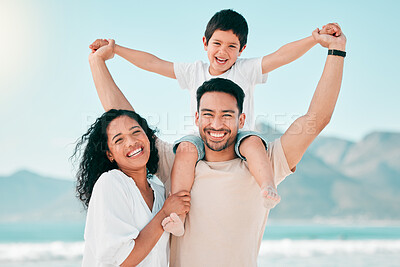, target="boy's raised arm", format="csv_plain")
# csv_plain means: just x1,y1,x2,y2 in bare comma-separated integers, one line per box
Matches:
90,39,176,79
280,28,346,170
116,45,176,79
261,23,341,74
89,39,134,112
